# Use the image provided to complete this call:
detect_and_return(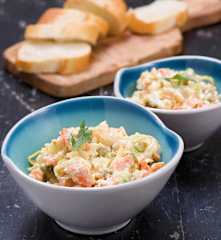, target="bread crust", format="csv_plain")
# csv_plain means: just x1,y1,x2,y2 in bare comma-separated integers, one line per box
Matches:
64,0,129,35
128,2,188,35
183,0,221,31
25,8,109,45
38,8,62,24
25,24,100,45
16,42,92,75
